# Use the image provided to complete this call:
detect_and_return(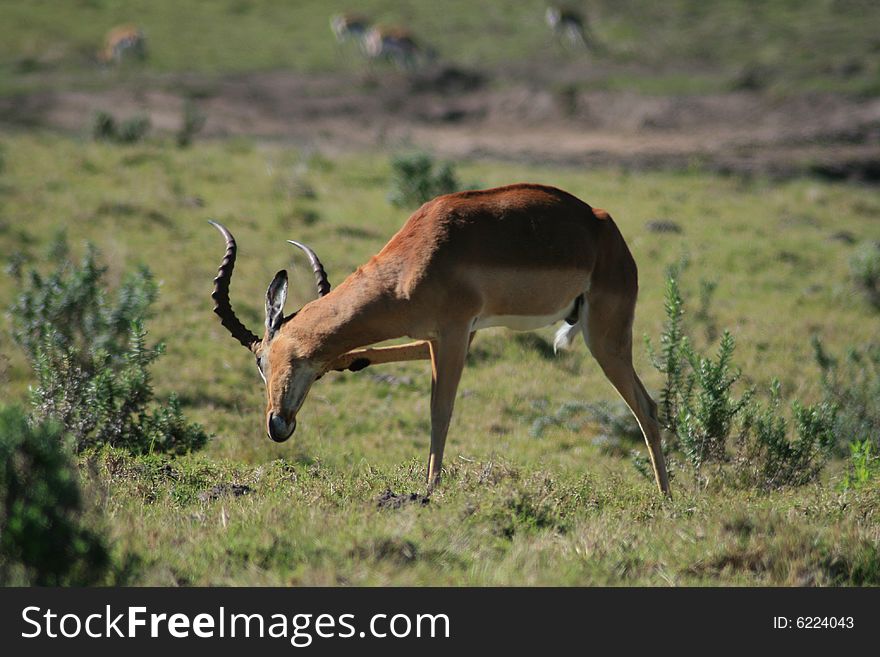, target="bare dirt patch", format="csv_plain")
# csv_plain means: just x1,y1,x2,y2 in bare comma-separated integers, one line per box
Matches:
376,488,430,510
2,67,879,180
198,483,253,502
